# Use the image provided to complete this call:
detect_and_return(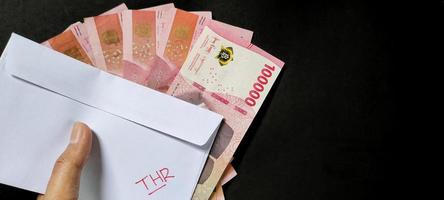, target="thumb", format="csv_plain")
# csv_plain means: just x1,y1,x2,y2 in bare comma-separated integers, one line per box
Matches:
38,122,92,200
